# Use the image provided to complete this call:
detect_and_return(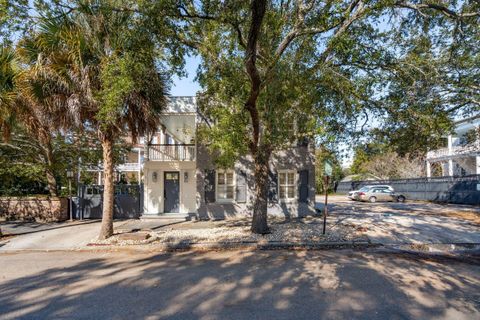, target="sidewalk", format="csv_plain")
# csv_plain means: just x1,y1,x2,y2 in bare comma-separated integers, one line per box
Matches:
0,218,188,251
0,220,100,236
